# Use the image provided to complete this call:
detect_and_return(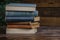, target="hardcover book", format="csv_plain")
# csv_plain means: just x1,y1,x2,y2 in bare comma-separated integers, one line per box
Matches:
6,28,37,34
7,25,32,29
5,3,39,34
7,22,30,25
7,24,39,29
7,22,39,25
6,17,34,22
6,11,38,17
6,3,36,11
6,3,36,7
6,17,40,22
